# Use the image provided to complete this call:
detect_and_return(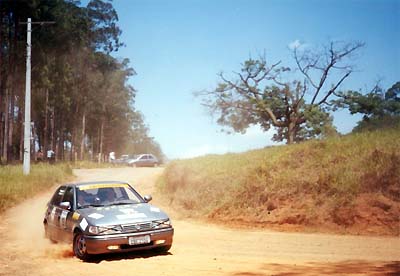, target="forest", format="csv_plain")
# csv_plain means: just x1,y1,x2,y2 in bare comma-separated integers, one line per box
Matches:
0,0,162,164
